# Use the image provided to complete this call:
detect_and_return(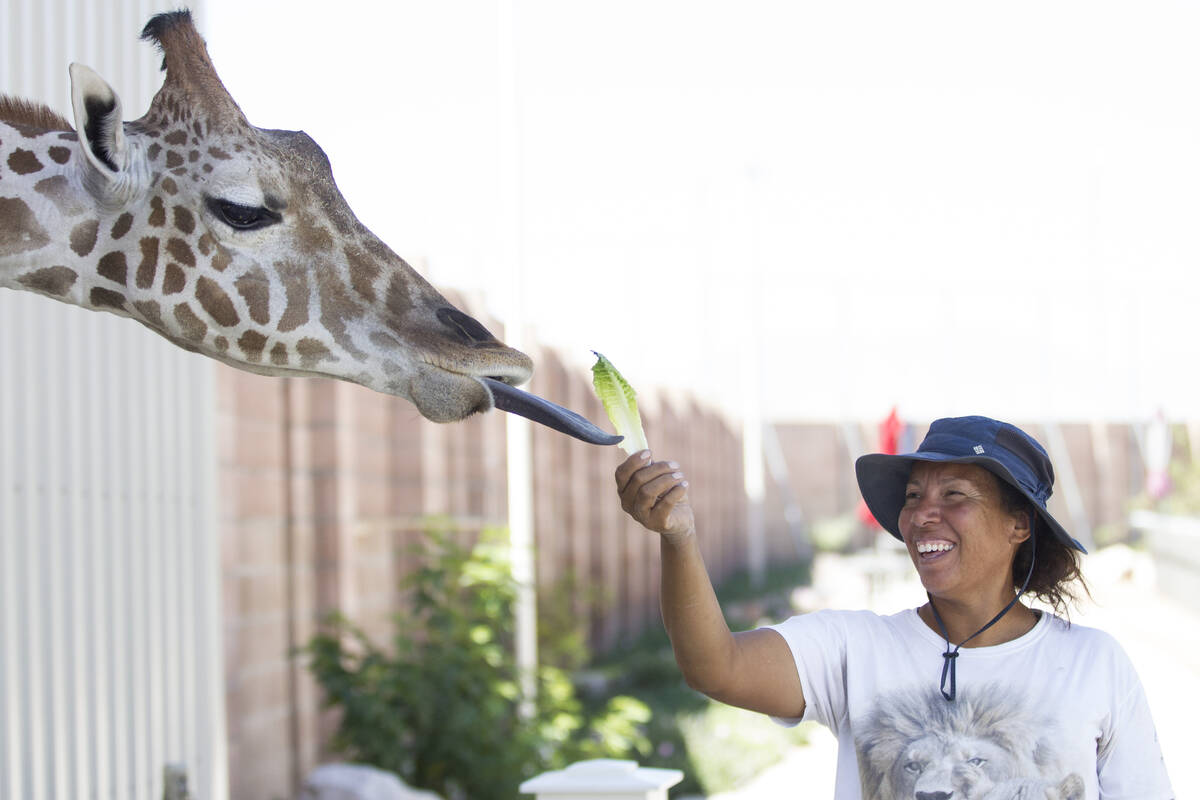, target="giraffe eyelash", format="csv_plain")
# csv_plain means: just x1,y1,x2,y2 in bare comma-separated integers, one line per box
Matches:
204,196,282,231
